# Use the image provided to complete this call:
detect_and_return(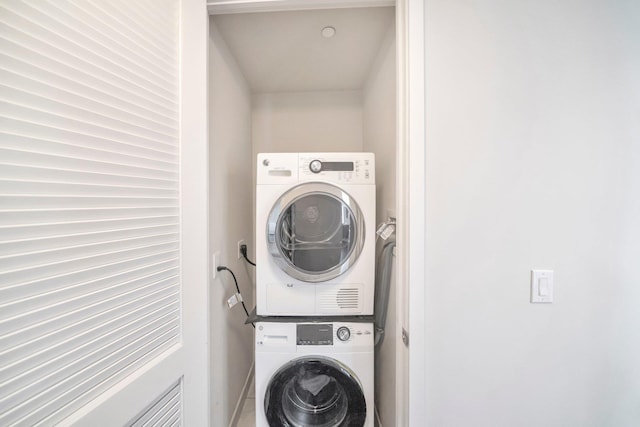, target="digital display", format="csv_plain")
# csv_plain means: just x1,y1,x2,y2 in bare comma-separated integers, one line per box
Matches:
297,324,333,345
321,161,354,172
